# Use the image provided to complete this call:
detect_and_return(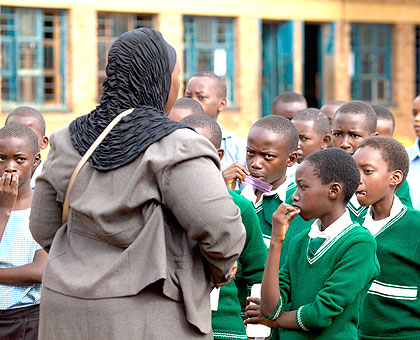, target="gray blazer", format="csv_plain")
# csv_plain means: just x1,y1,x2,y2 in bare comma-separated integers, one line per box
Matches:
30,126,245,334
